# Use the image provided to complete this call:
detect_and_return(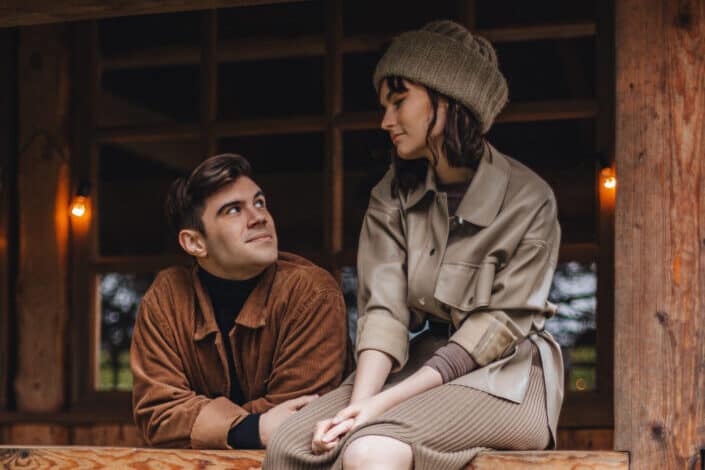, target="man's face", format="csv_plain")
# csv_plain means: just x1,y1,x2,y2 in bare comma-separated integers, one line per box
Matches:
193,176,278,279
